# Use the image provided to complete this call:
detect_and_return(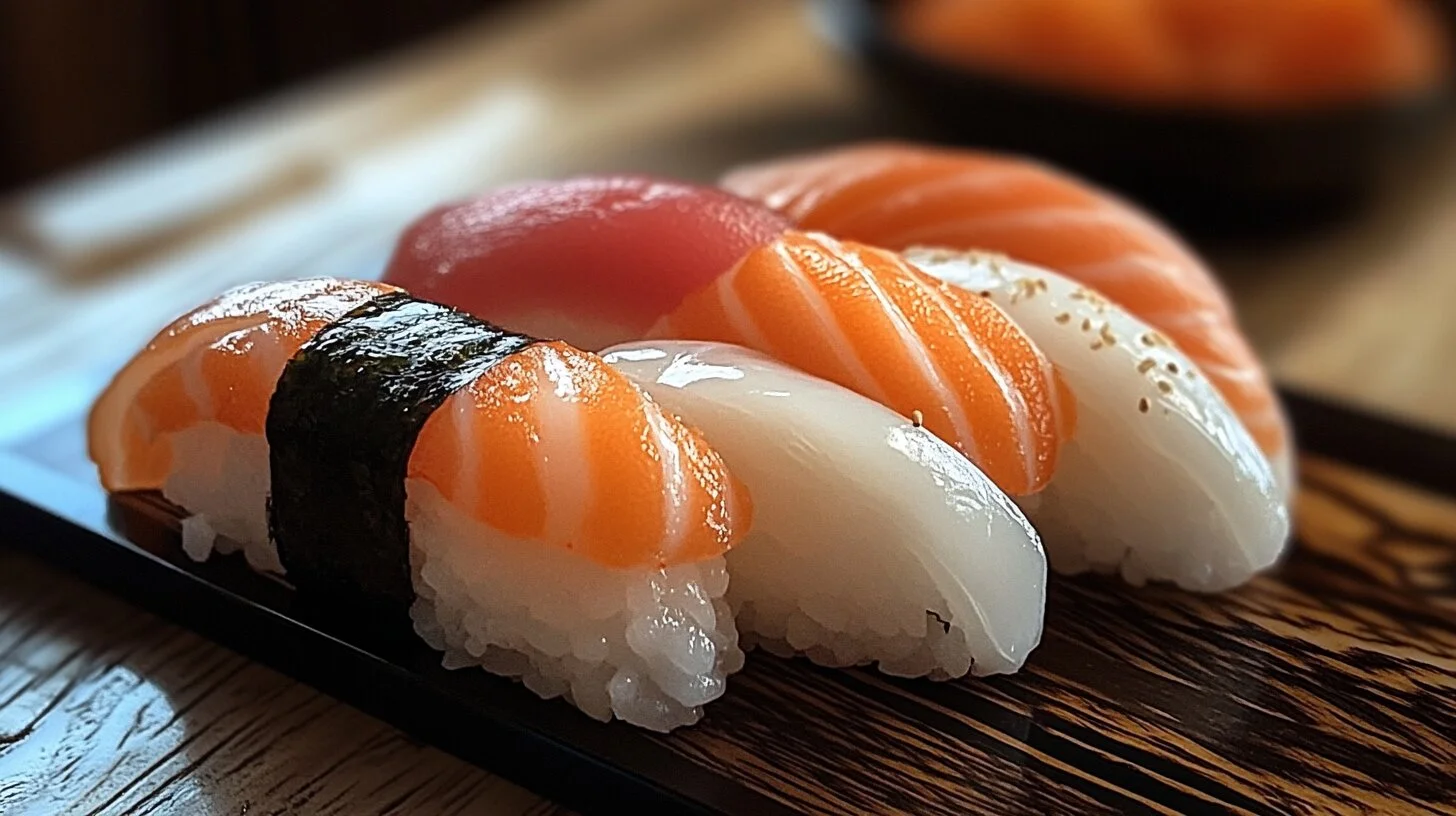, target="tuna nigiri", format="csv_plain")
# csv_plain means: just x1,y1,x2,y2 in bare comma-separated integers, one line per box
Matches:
649,230,1073,497
908,249,1289,590
382,176,790,350
603,340,1047,677
723,142,1294,493
88,278,751,731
